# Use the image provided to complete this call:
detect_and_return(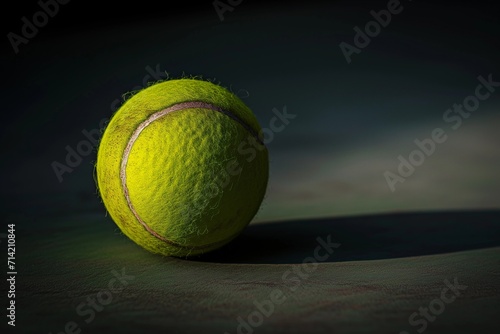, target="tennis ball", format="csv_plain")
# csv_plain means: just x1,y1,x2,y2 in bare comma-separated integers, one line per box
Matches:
96,79,268,257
